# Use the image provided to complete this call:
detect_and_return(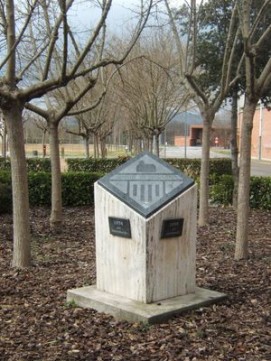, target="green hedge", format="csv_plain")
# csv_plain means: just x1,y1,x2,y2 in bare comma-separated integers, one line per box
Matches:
165,158,232,178
28,171,103,206
0,172,13,213
28,172,52,206
0,158,51,172
1,159,271,212
66,157,130,173
67,157,232,179
0,170,11,184
62,172,103,206
210,175,271,210
210,175,234,206
0,171,103,212
250,177,271,210
0,182,12,214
